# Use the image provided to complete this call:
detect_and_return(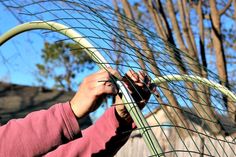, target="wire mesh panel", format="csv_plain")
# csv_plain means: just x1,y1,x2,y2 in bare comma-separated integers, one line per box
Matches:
1,0,236,156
